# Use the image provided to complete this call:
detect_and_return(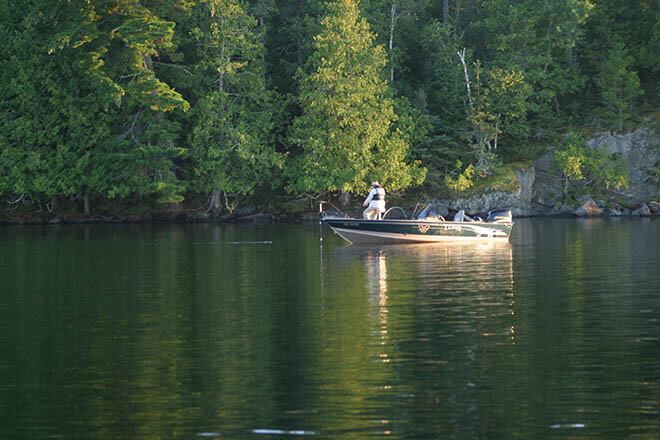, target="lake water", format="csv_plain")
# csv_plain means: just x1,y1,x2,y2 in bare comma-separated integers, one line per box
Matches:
1,218,659,439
